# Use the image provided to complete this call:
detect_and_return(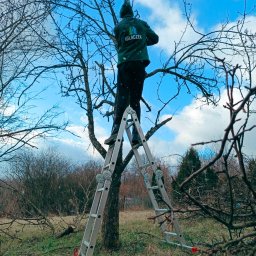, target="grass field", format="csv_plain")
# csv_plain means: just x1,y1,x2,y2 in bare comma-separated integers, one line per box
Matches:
0,210,228,256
